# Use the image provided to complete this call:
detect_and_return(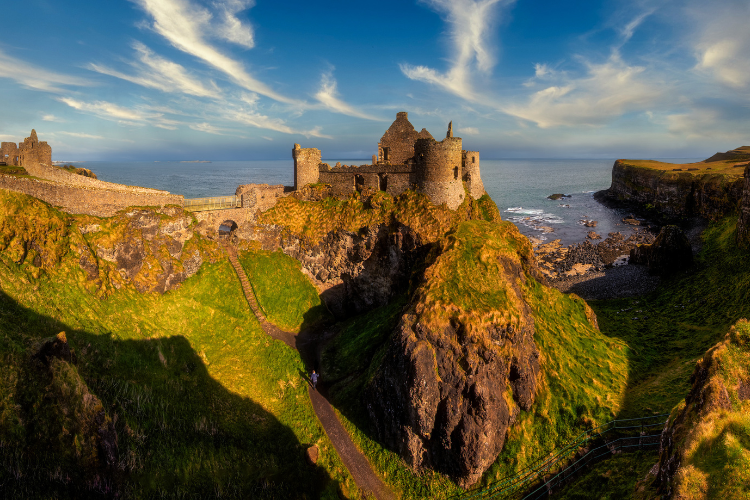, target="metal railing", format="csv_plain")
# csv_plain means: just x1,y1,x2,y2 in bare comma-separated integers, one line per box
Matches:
183,195,240,212
456,413,669,500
